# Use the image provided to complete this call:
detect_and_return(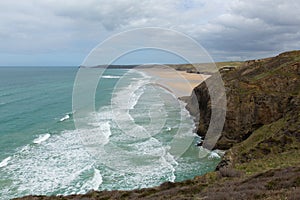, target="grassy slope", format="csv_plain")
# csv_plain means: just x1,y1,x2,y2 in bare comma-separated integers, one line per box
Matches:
14,52,300,200
228,51,300,175
168,61,243,73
